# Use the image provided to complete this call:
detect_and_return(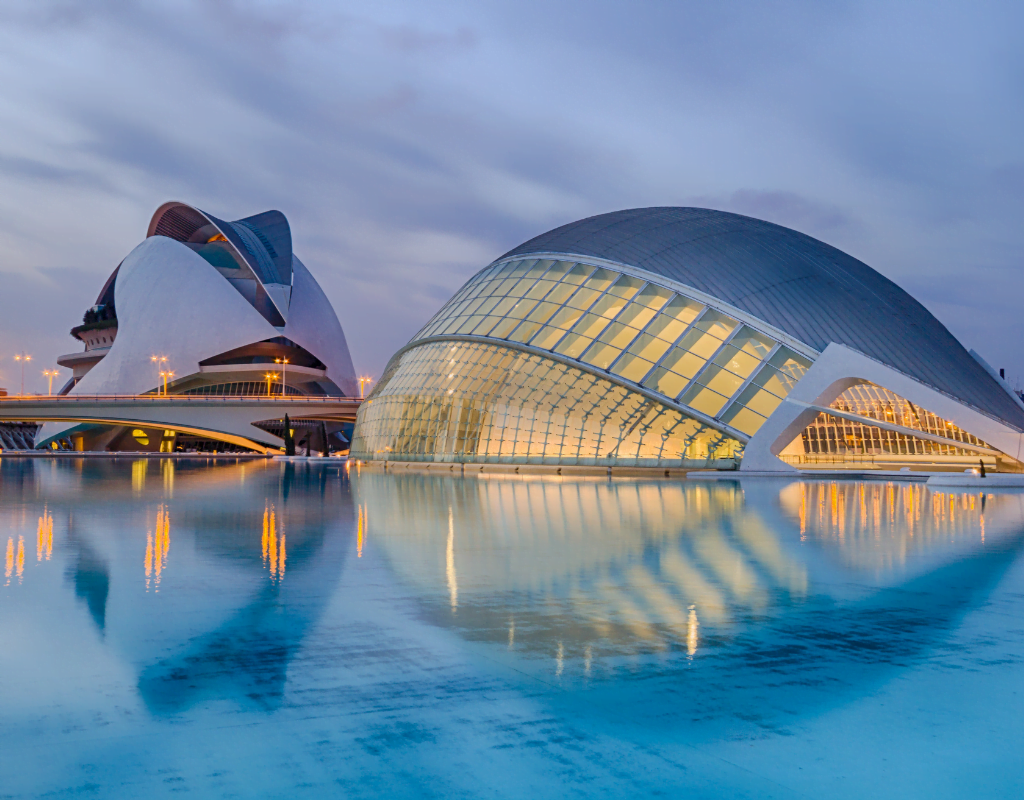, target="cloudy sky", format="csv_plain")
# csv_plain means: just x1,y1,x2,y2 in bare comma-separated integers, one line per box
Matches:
0,0,1022,393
